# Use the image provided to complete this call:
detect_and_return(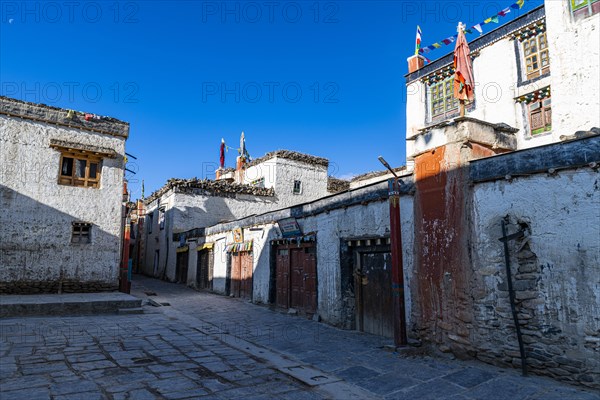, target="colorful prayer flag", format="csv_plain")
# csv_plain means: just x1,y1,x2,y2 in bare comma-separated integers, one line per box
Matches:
498,7,511,16
415,25,422,55
517,0,525,8
473,24,483,34
432,42,442,48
